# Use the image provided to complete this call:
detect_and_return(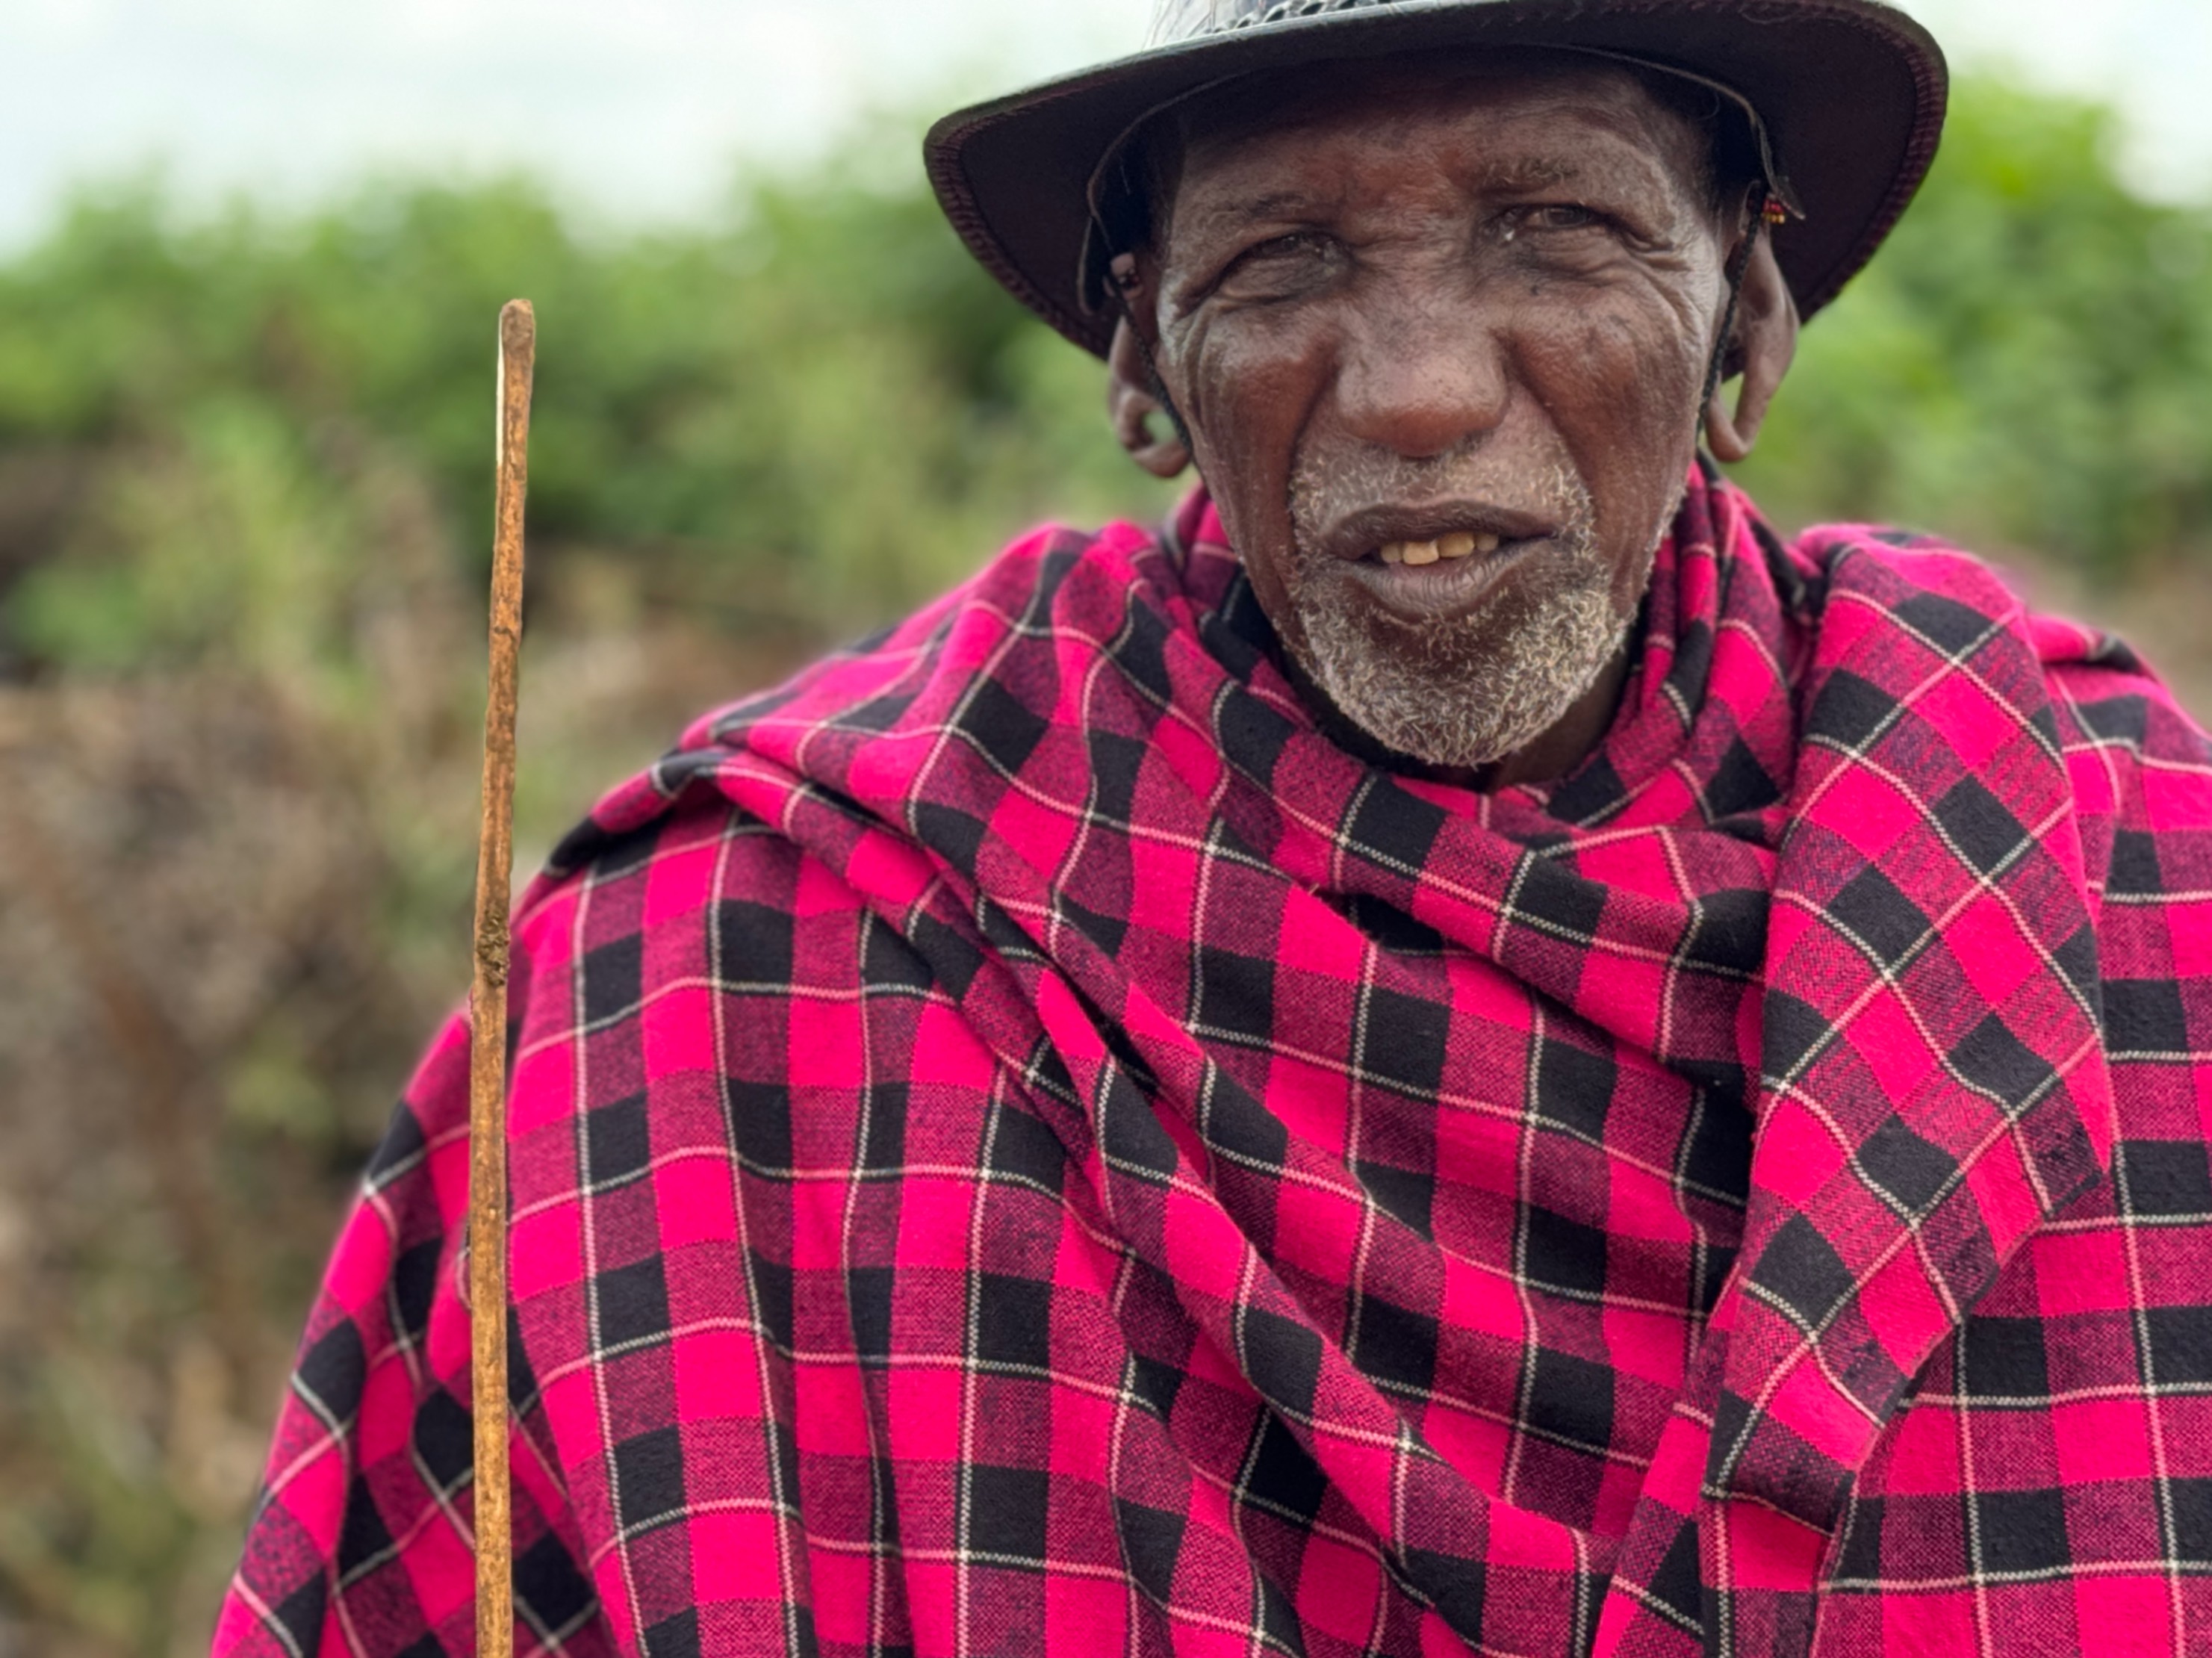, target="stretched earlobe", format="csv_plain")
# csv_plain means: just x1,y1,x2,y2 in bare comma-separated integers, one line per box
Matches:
1705,231,1800,465
1107,316,1193,479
